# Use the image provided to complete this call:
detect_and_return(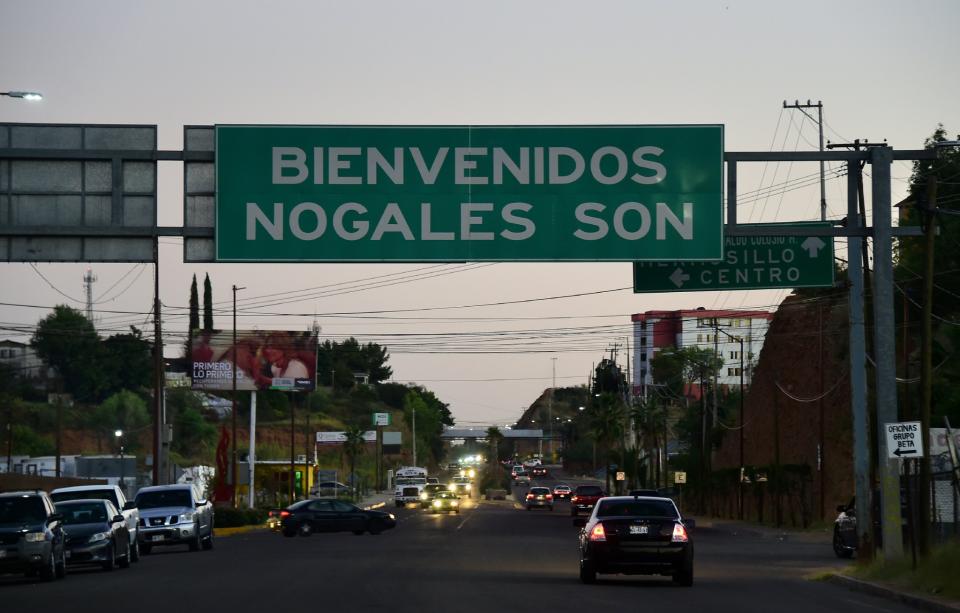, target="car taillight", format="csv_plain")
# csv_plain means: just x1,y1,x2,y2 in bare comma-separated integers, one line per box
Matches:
546,494,553,500
589,523,606,542
526,494,534,500
280,510,291,519
672,523,689,543
571,496,579,503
